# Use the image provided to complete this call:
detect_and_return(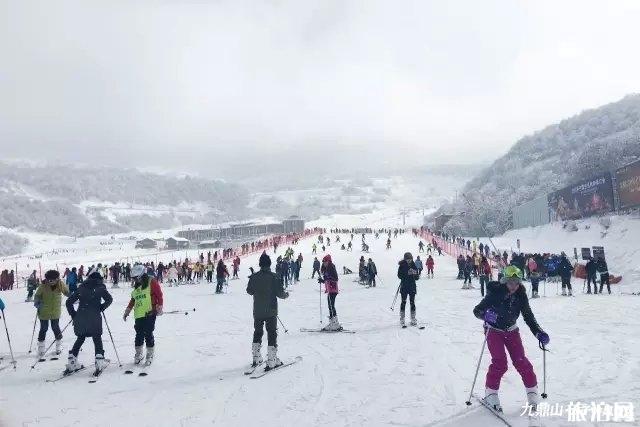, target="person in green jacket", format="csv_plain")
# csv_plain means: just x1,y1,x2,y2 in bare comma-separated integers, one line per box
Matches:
246,253,288,370
34,270,69,358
